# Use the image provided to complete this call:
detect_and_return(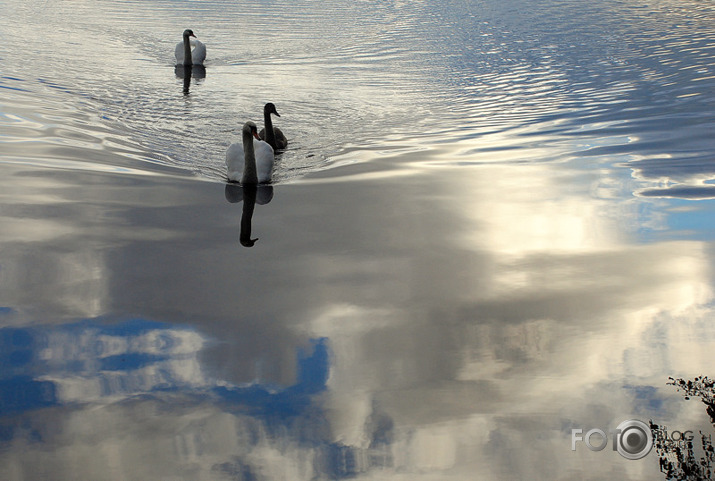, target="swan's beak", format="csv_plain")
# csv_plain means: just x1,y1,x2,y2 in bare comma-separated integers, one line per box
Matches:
275,111,281,117
190,33,197,38
252,131,261,141
241,237,259,247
